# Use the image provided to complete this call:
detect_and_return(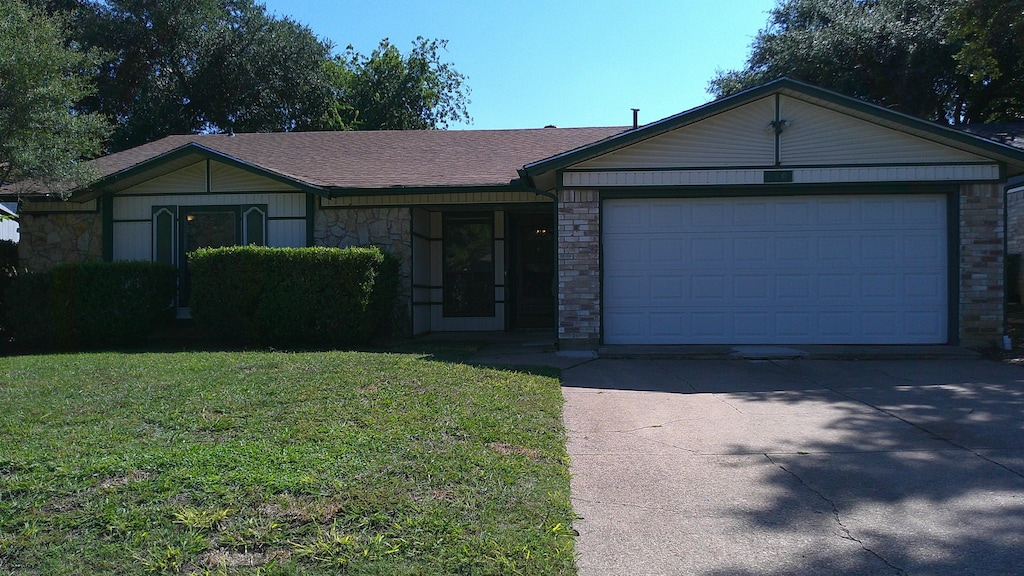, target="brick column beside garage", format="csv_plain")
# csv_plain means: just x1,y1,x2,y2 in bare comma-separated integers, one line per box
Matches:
959,183,1004,345
557,189,601,348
